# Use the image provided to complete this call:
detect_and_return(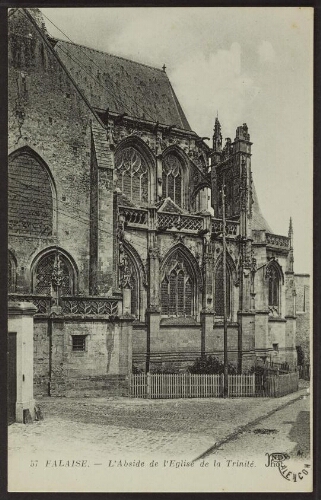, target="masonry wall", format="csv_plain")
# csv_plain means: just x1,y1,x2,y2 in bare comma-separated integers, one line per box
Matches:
294,274,310,362
33,316,131,397
8,10,113,294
